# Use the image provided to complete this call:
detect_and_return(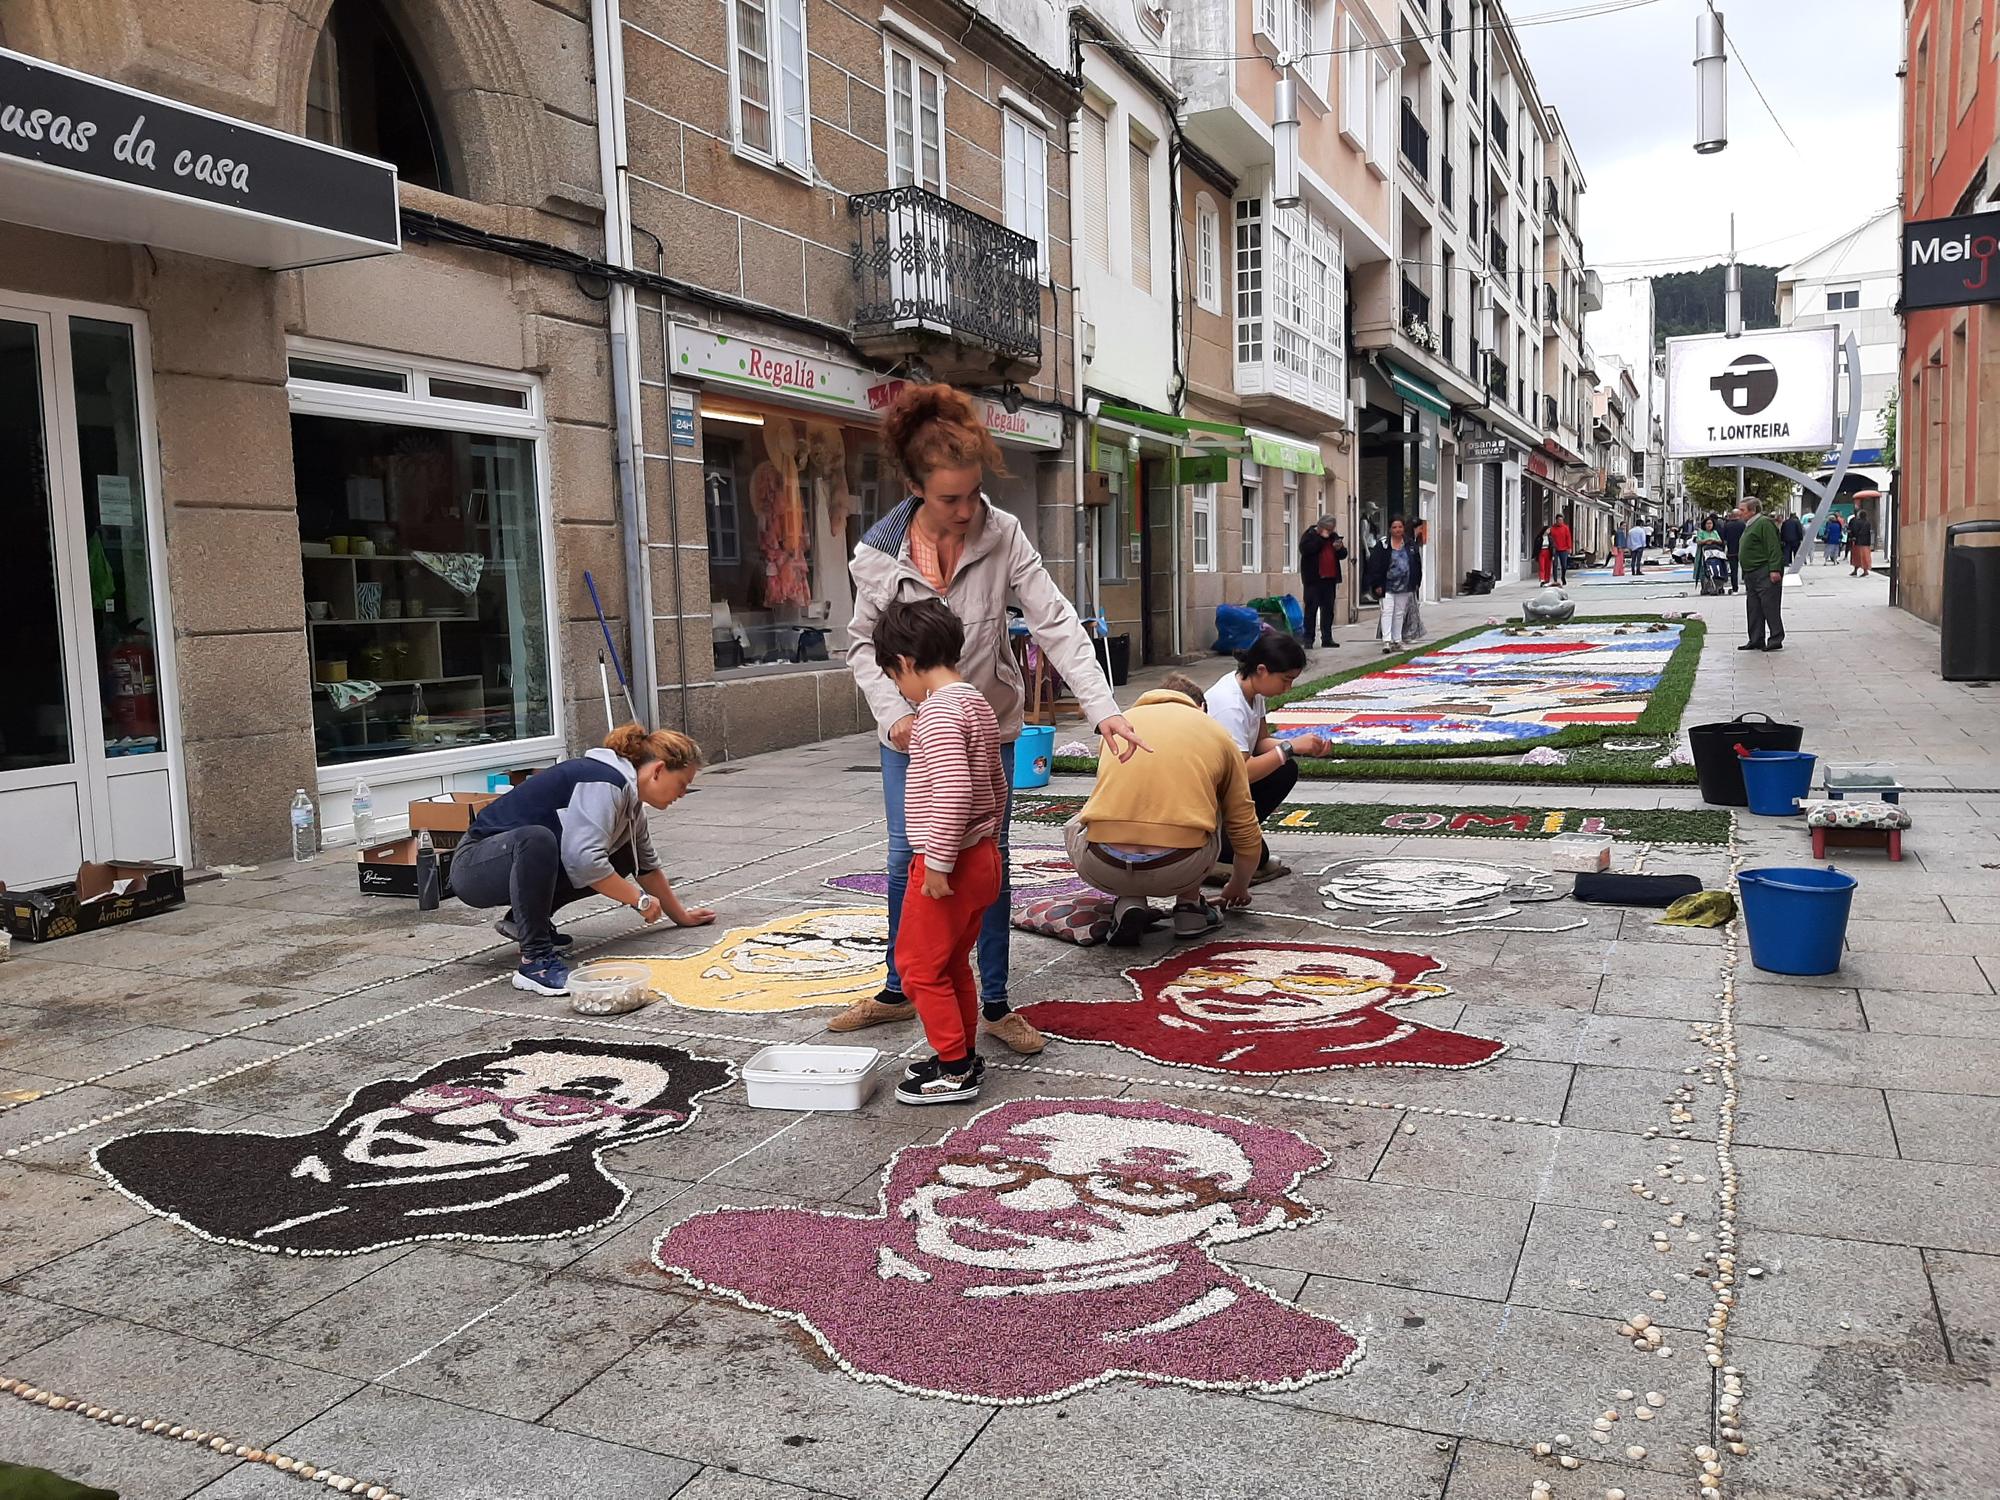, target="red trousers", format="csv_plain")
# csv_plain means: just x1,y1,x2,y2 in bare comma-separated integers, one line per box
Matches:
897,840,1003,1061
